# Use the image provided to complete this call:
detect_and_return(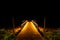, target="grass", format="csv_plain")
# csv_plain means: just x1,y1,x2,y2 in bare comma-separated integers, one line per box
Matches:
0,28,15,40
45,31,60,40
0,28,60,40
